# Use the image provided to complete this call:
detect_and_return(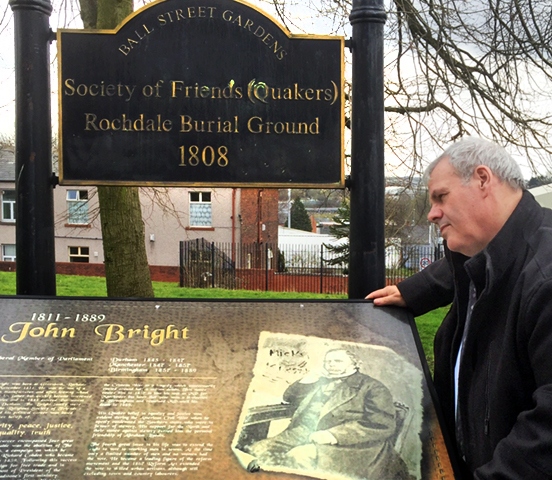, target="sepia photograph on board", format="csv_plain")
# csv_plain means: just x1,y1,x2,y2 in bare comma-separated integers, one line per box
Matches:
232,332,424,480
